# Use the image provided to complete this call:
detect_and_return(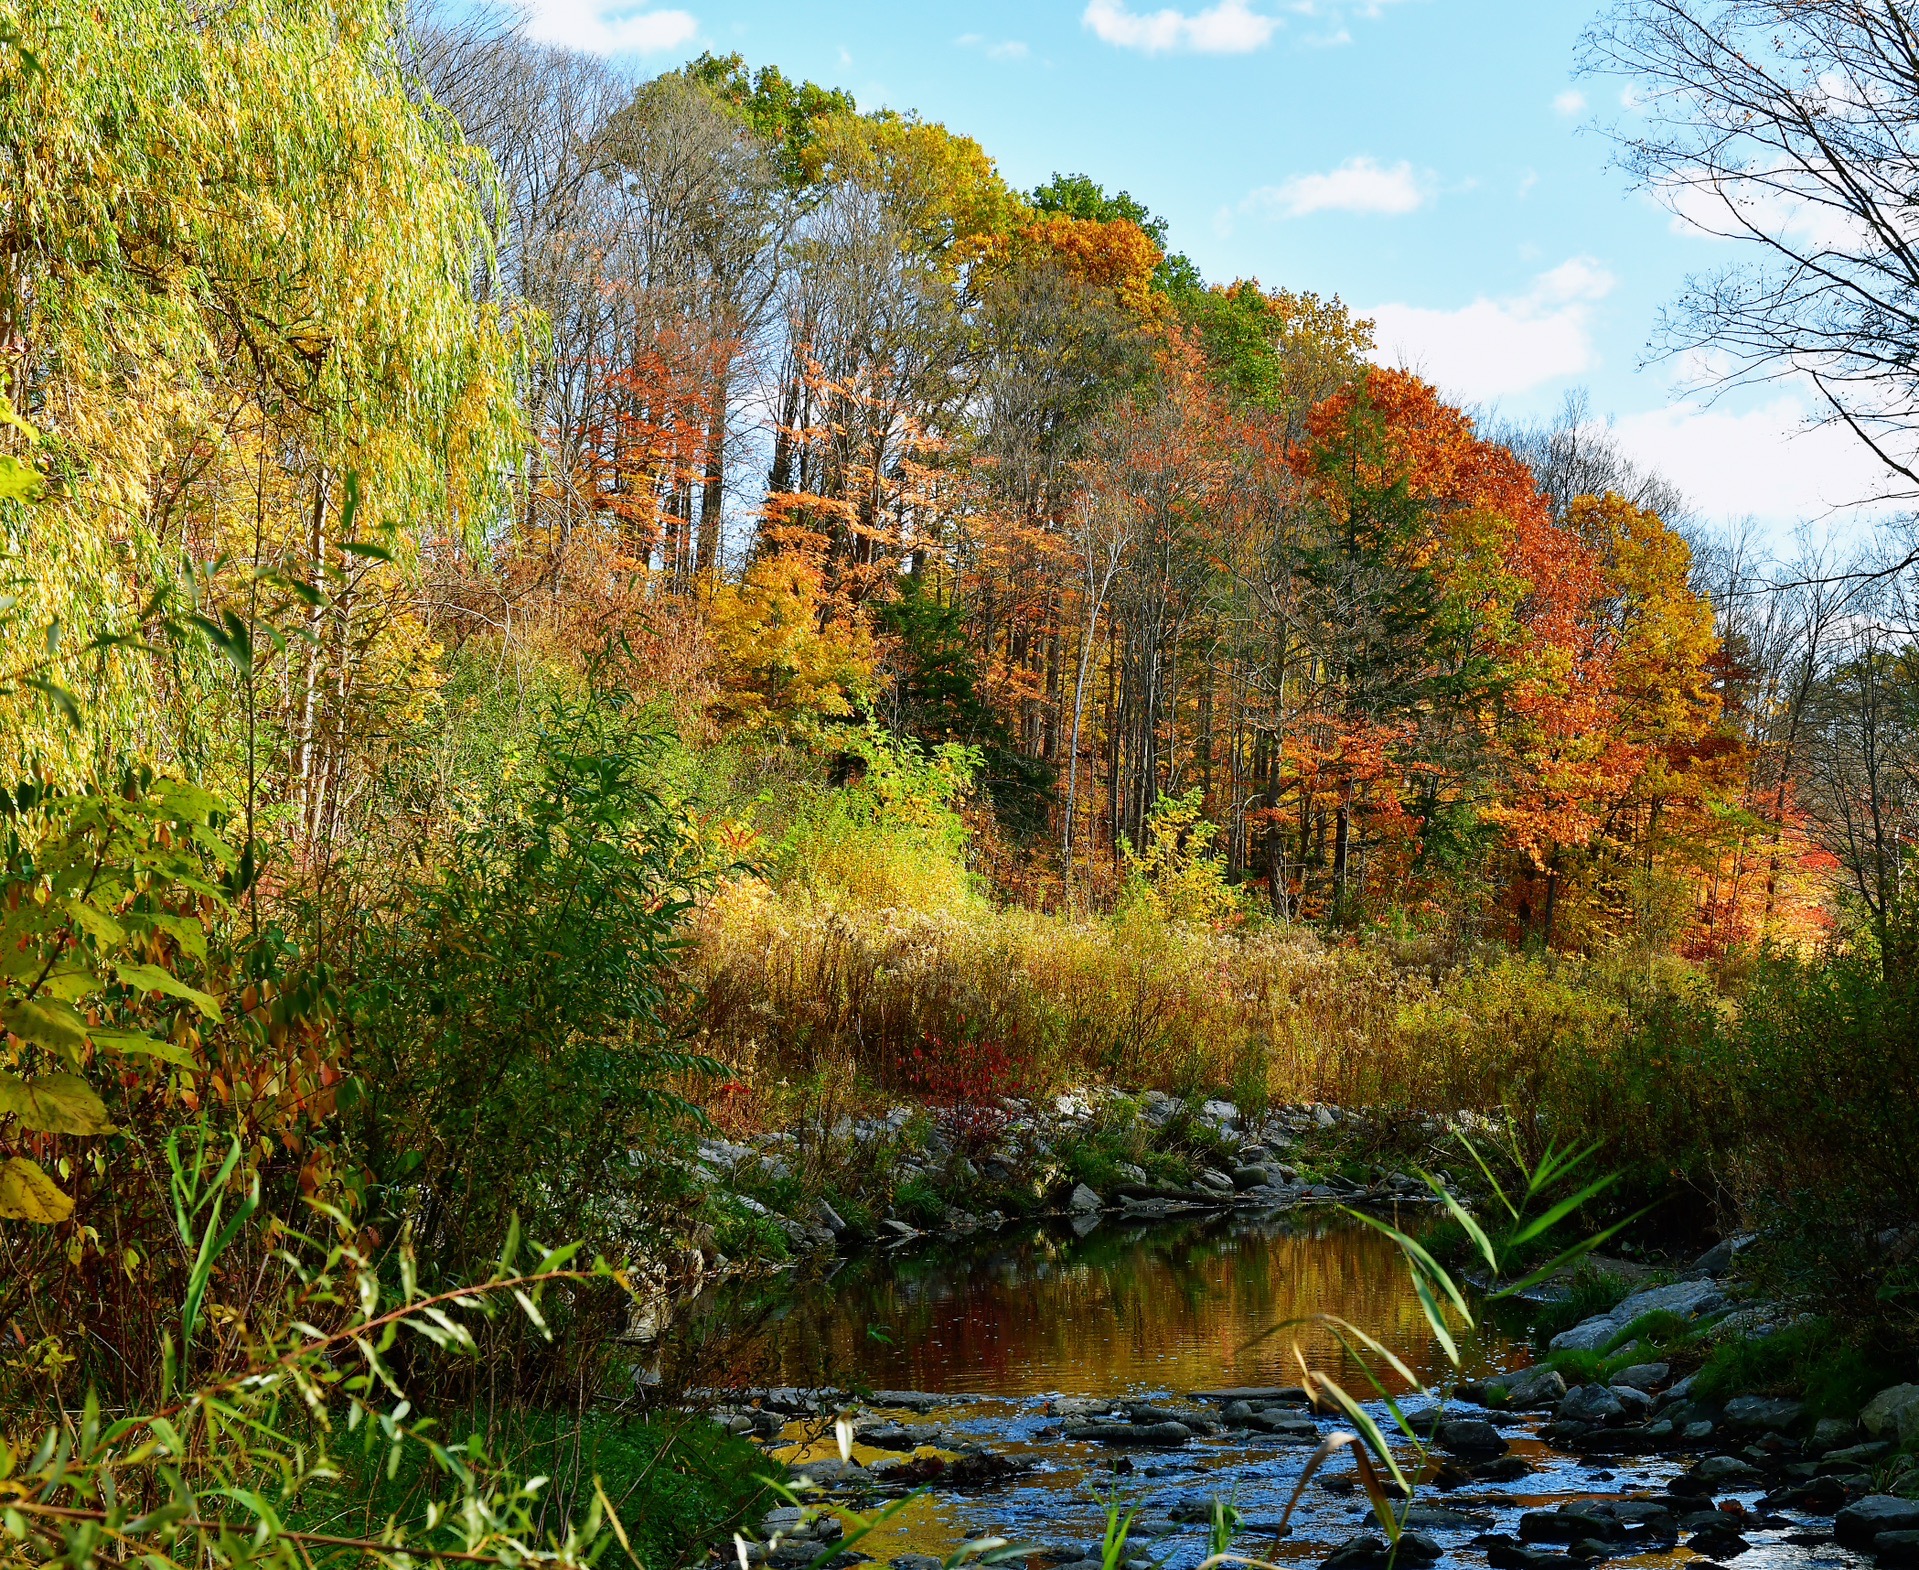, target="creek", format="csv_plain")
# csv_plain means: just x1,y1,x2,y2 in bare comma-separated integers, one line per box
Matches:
690,1207,1868,1570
